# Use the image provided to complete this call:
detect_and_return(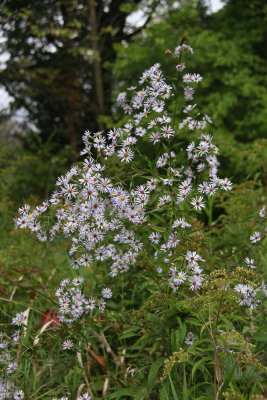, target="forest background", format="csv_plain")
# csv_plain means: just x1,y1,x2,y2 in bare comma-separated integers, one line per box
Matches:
0,0,266,398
